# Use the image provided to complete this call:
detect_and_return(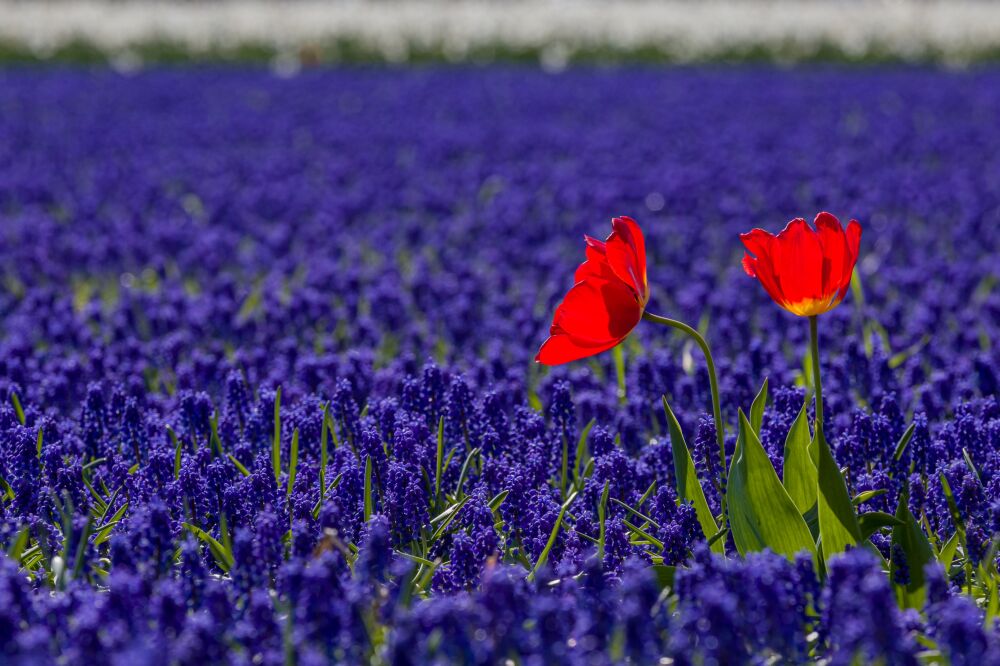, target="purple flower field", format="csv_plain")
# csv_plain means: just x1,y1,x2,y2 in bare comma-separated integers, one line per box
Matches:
0,67,998,664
